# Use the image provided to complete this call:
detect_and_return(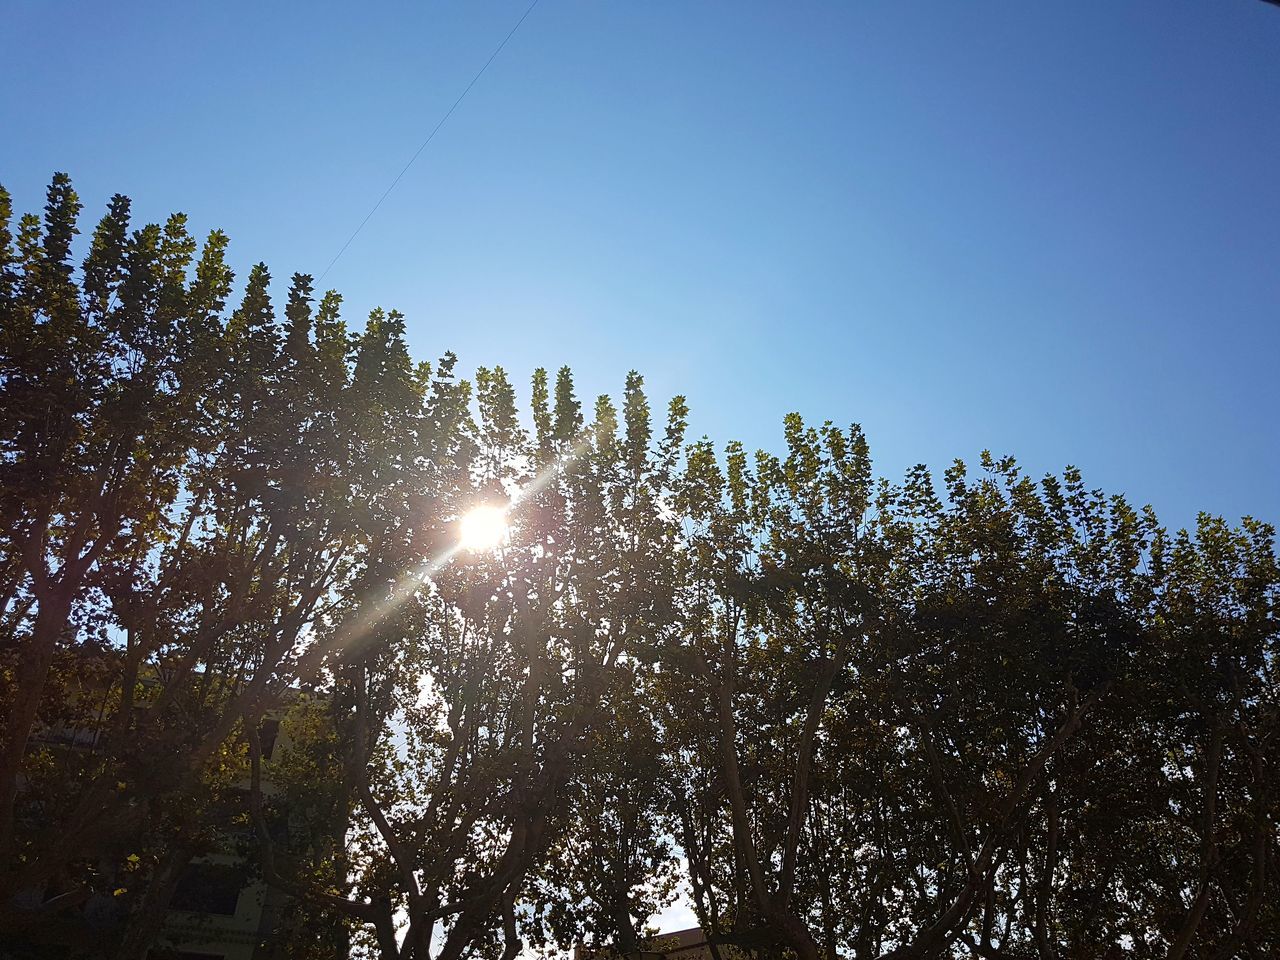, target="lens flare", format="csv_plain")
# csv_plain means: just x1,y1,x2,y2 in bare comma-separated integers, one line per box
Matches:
458,505,508,552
